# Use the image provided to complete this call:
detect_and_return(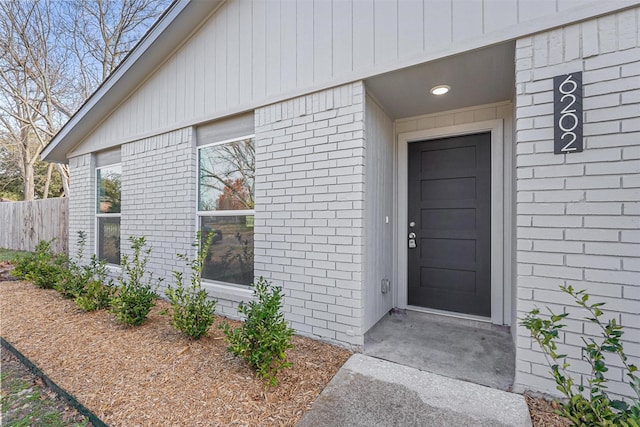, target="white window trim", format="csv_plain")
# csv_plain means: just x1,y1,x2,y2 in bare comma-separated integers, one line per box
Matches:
196,134,255,290
396,119,506,325
95,164,121,266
